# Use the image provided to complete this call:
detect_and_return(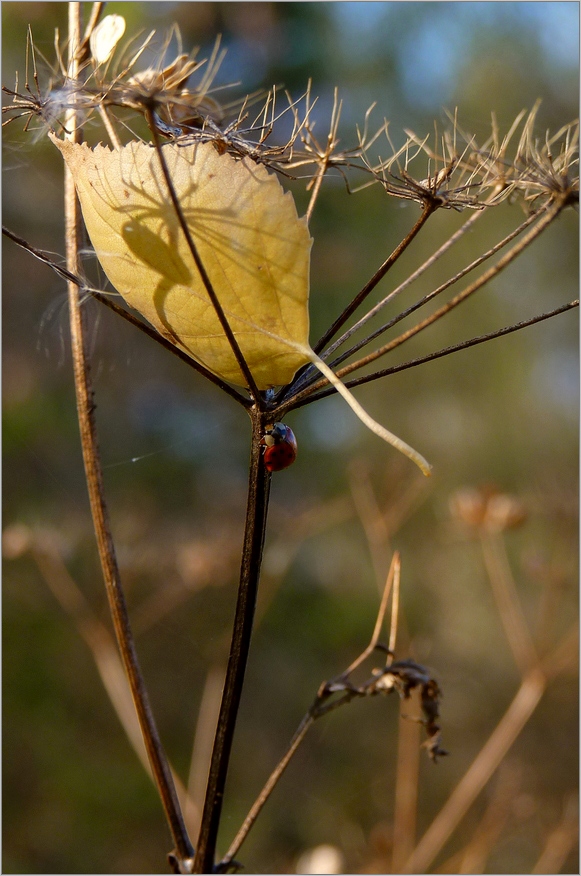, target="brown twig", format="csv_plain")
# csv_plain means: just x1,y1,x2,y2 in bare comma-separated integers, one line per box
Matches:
219,553,446,870
145,106,262,403
531,793,579,874
64,4,194,869
0,225,251,408
391,687,422,873
402,667,547,874
282,299,579,414
480,531,540,677
27,532,198,830
193,409,272,873
312,201,436,355
325,207,540,371
186,664,228,842
327,194,570,381
282,197,570,414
